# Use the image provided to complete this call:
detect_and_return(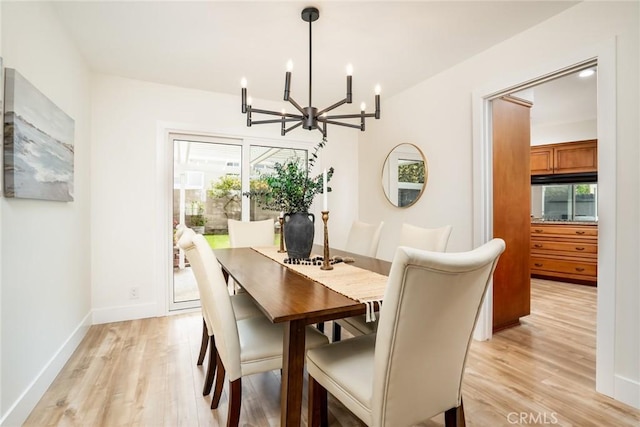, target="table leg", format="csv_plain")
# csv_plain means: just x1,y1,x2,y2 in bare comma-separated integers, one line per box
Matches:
281,319,306,427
